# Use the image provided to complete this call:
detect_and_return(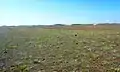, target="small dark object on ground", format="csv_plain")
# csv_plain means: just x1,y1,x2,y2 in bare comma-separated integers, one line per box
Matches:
53,62,55,63
60,43,63,45
10,65,15,67
42,58,45,61
40,69,44,70
4,51,7,54
66,62,69,63
76,43,78,45
57,46,59,48
75,34,77,36
33,61,39,64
